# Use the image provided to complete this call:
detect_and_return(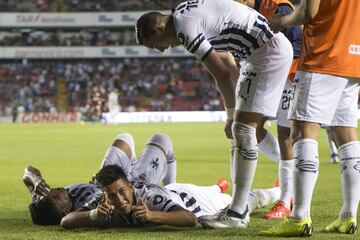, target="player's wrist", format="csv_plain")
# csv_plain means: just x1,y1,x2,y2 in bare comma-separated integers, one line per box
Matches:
89,209,98,221
225,107,235,119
